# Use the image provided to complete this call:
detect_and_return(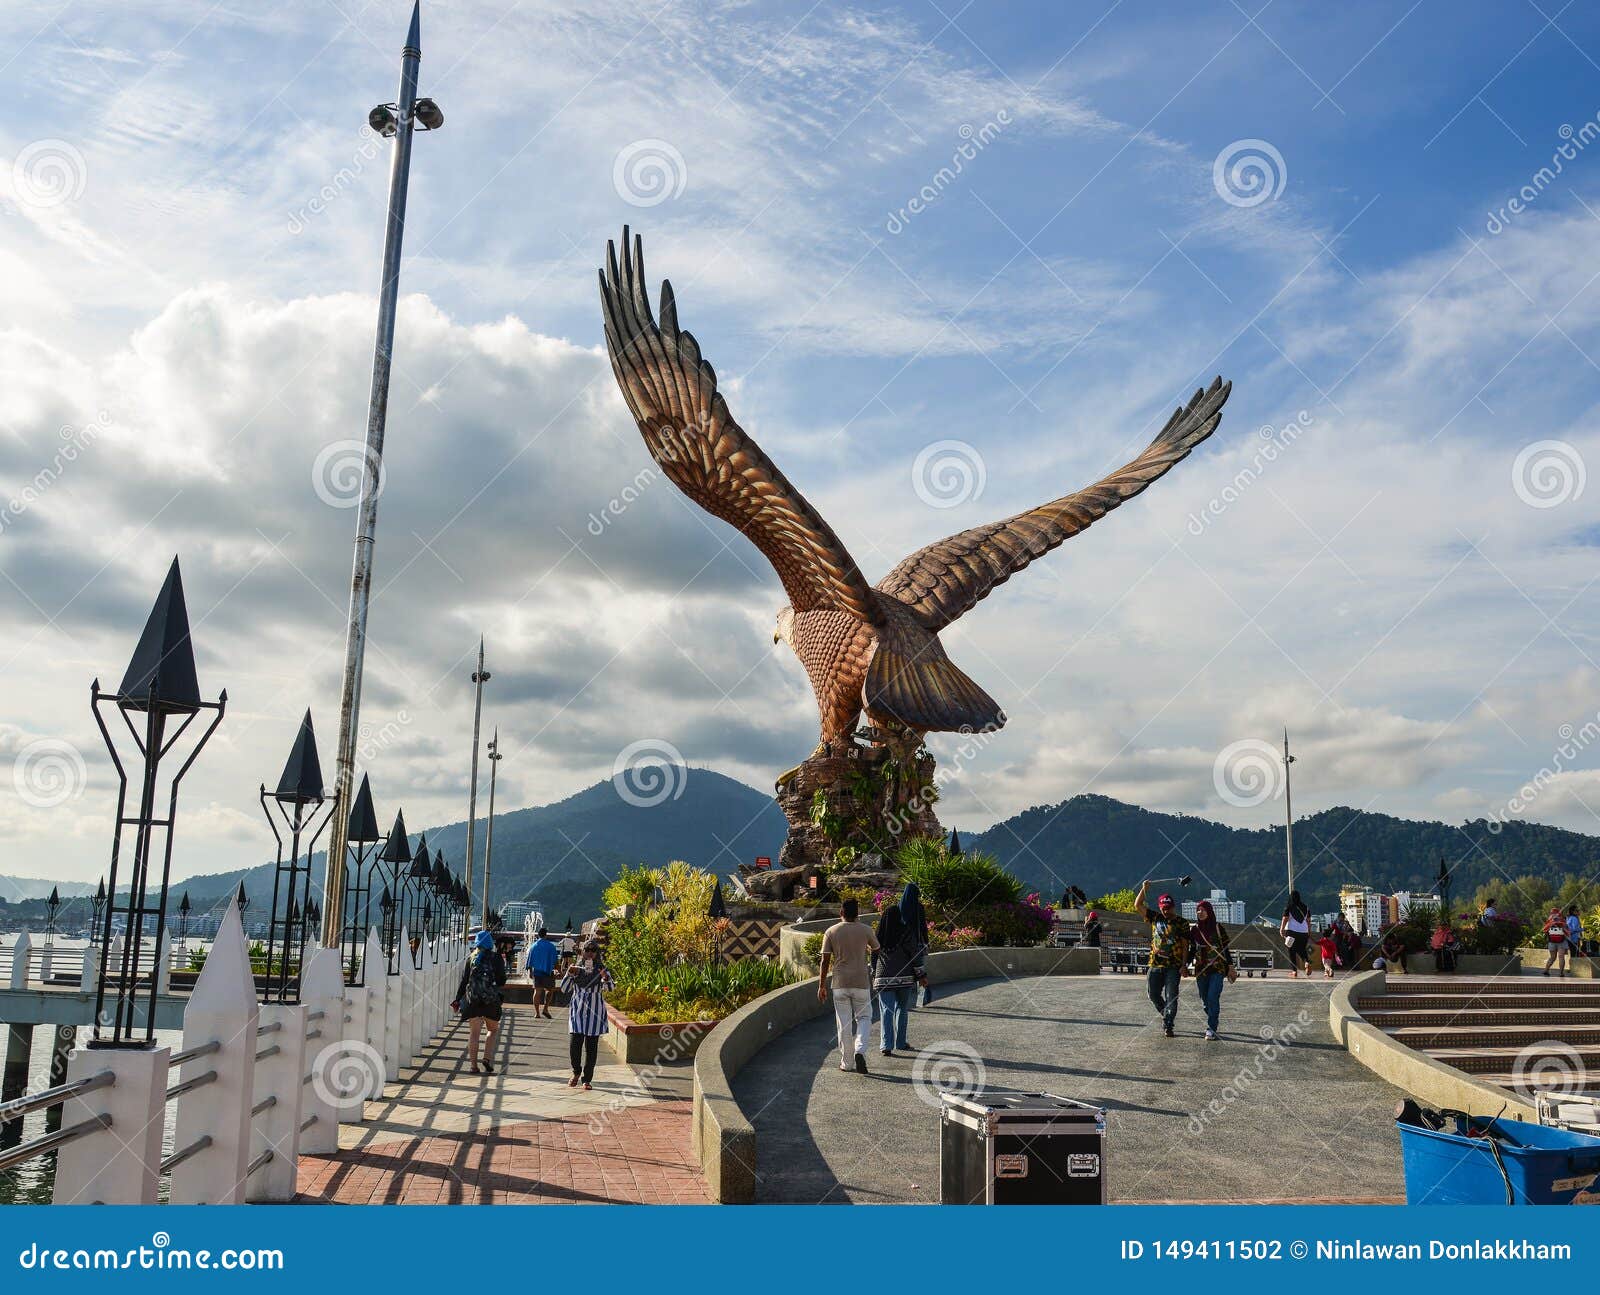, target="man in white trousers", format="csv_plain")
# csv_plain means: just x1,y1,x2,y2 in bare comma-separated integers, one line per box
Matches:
817,897,880,1074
